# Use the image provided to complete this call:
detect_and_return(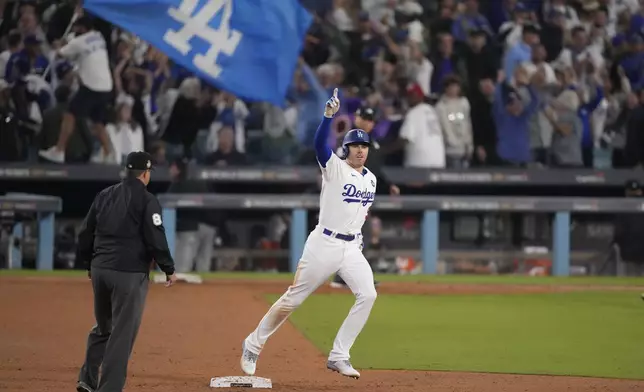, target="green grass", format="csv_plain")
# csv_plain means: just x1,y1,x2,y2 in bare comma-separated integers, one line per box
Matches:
270,291,644,379
372,274,644,286
2,269,644,286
